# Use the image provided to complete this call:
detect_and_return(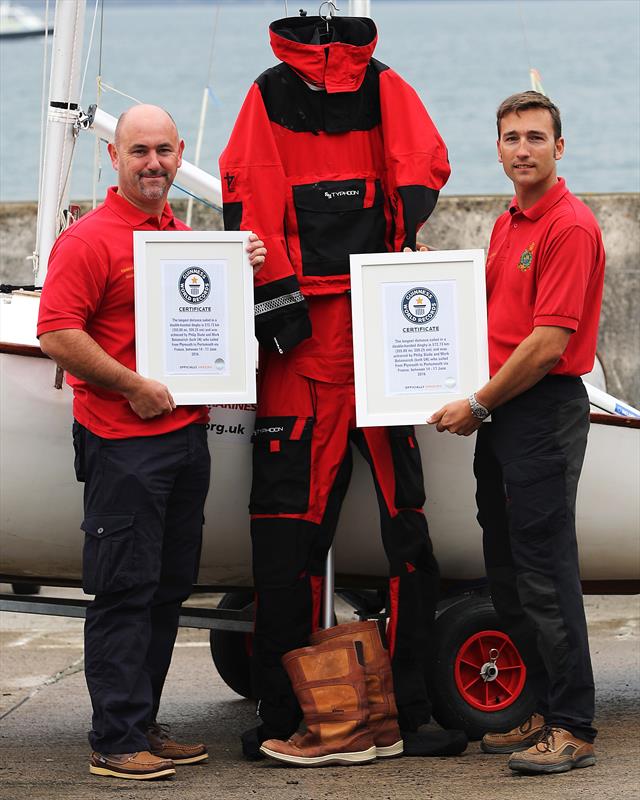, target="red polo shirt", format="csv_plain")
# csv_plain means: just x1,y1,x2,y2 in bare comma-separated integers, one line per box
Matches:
486,178,605,377
37,187,209,438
